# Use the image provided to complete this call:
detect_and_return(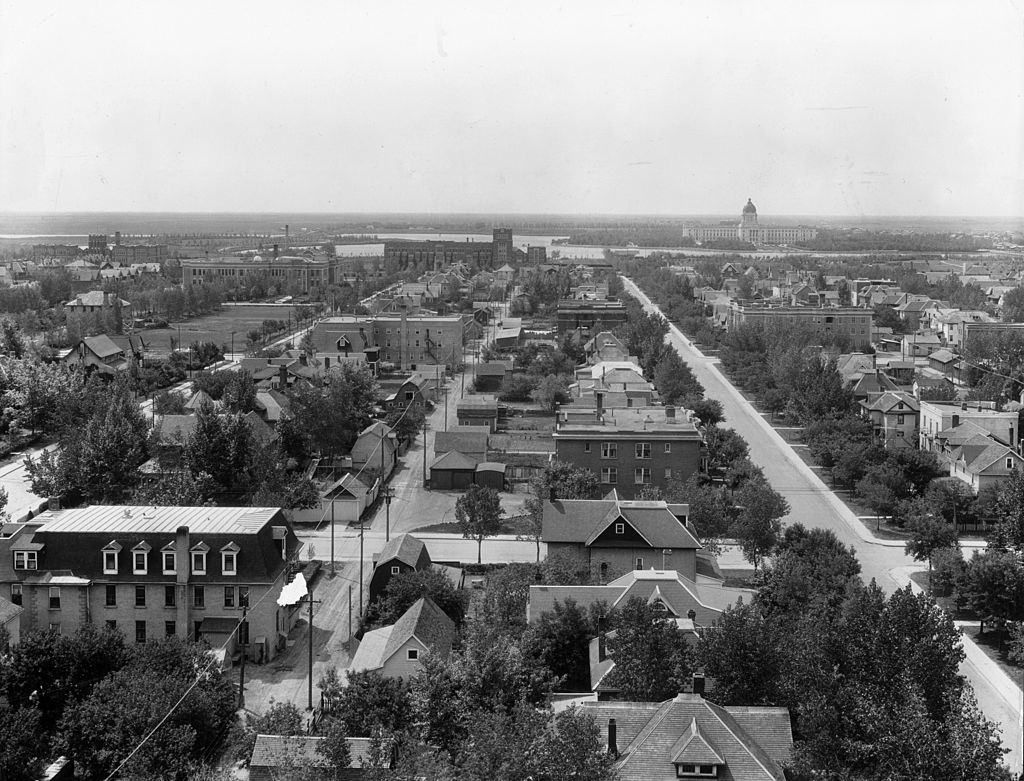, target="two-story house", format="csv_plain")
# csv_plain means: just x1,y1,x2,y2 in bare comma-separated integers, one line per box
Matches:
859,391,919,449
543,494,698,581
1,505,302,663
